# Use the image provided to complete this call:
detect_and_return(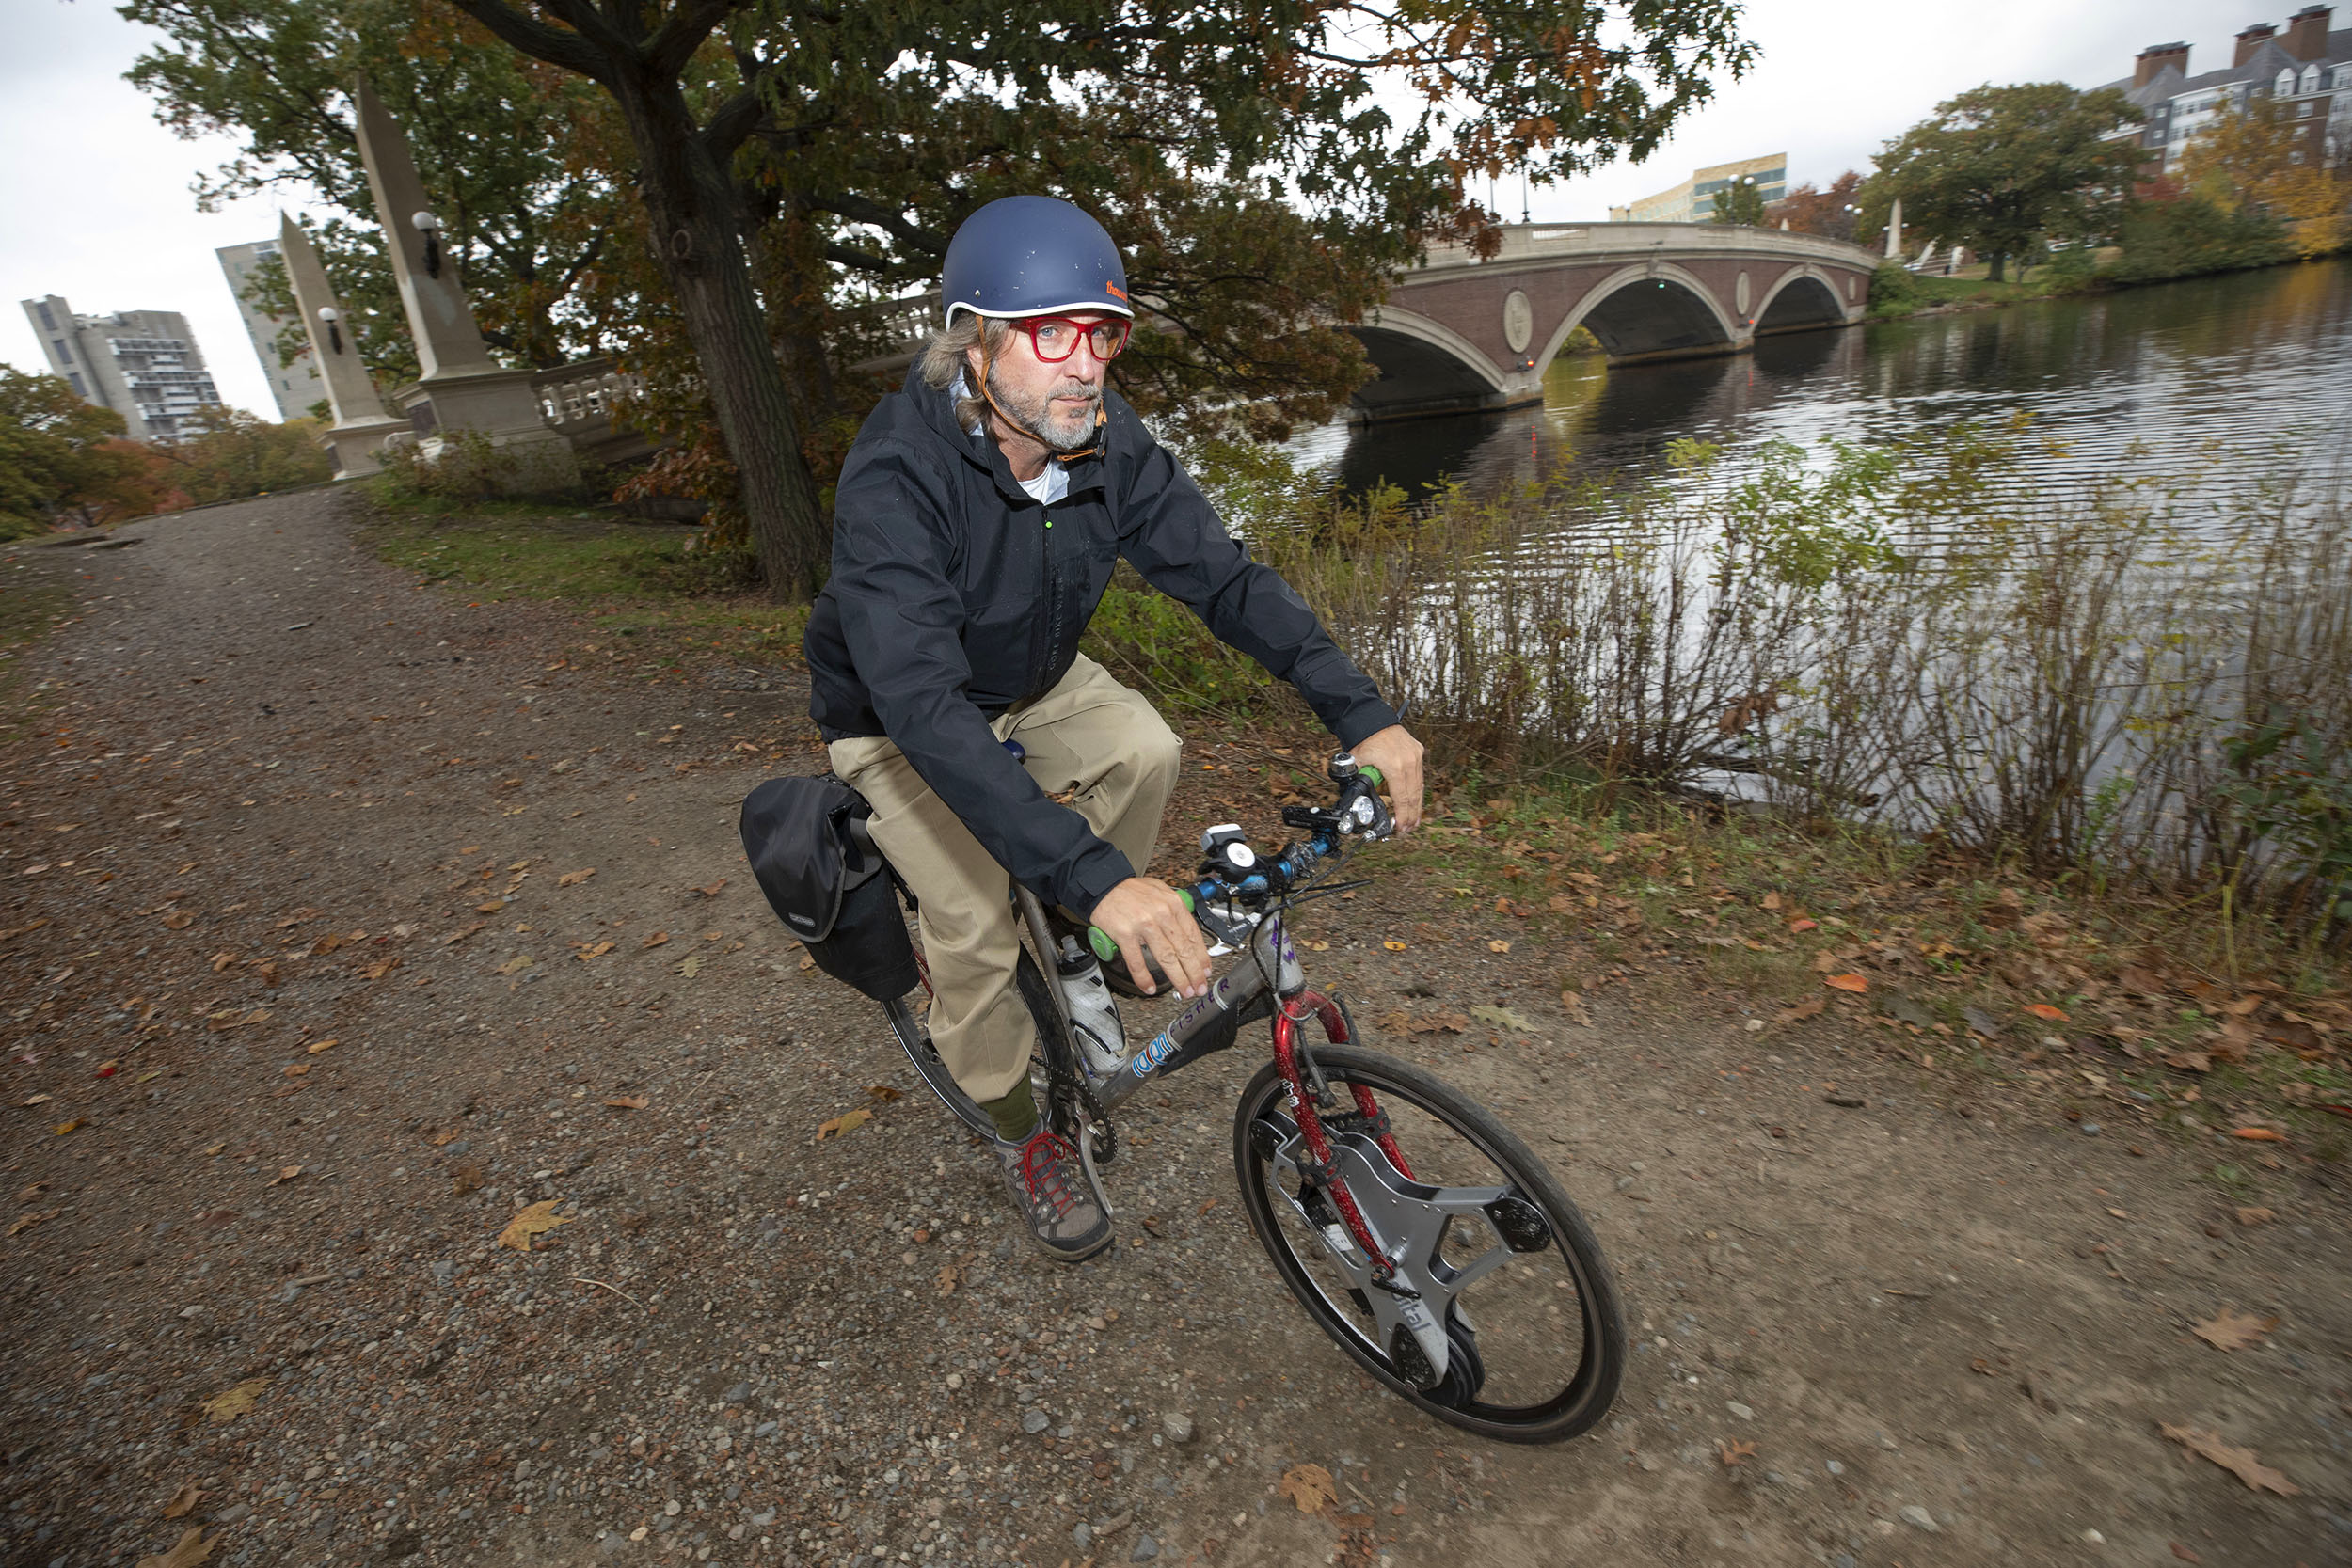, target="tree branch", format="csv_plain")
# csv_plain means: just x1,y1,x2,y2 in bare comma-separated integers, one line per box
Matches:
442,0,612,83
